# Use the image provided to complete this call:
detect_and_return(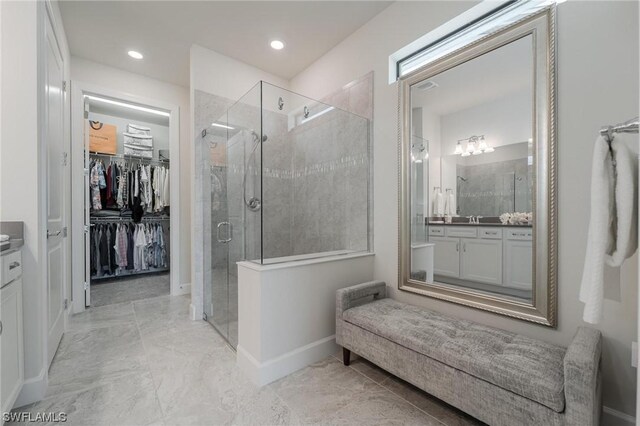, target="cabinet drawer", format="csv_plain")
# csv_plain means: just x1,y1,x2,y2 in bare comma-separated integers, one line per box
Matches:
1,251,22,287
446,227,477,238
479,228,503,239
428,226,445,236
505,228,533,240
